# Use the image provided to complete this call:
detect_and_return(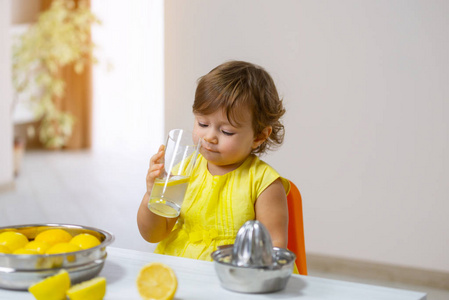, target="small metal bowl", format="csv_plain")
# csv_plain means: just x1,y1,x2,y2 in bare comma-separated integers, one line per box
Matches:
0,223,114,291
211,245,296,294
